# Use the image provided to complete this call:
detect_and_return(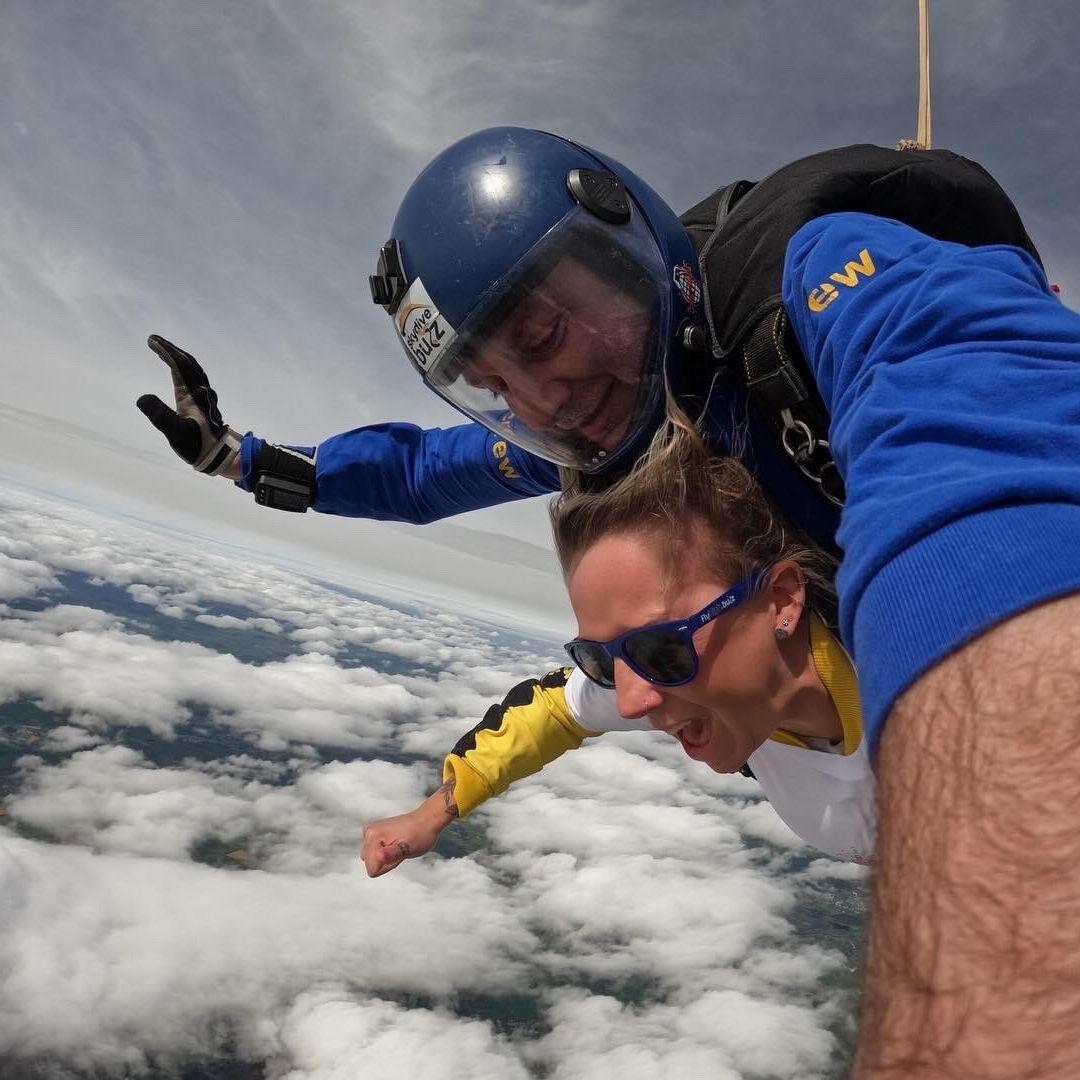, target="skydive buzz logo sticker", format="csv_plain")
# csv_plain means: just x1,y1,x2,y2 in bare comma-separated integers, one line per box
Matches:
394,278,458,371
